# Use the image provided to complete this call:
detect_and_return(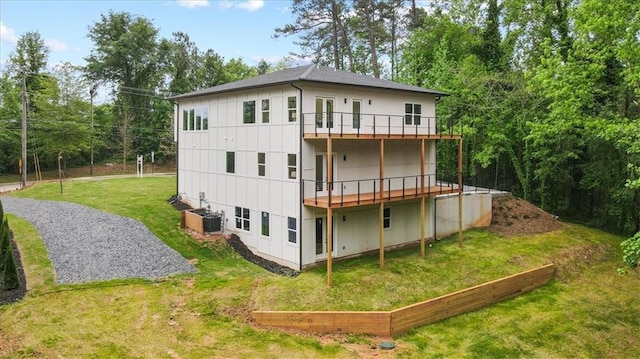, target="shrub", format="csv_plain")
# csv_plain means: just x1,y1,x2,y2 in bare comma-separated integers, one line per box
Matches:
621,232,640,267
0,218,9,267
3,245,20,290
